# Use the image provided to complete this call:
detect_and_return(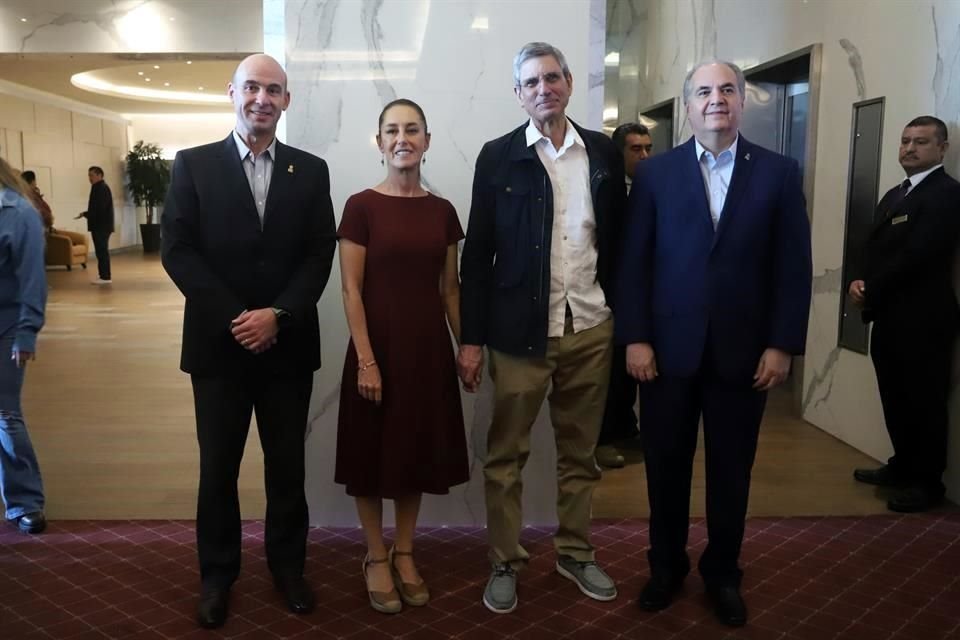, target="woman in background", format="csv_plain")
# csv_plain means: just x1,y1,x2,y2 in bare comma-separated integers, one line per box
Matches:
0,156,47,535
335,99,469,613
